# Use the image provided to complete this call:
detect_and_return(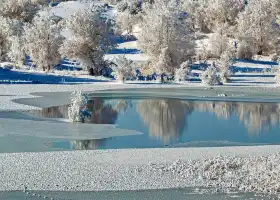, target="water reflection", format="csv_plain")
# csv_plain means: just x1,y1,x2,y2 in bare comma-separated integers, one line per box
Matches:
196,101,280,135
72,139,106,150
137,100,194,143
29,98,280,148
